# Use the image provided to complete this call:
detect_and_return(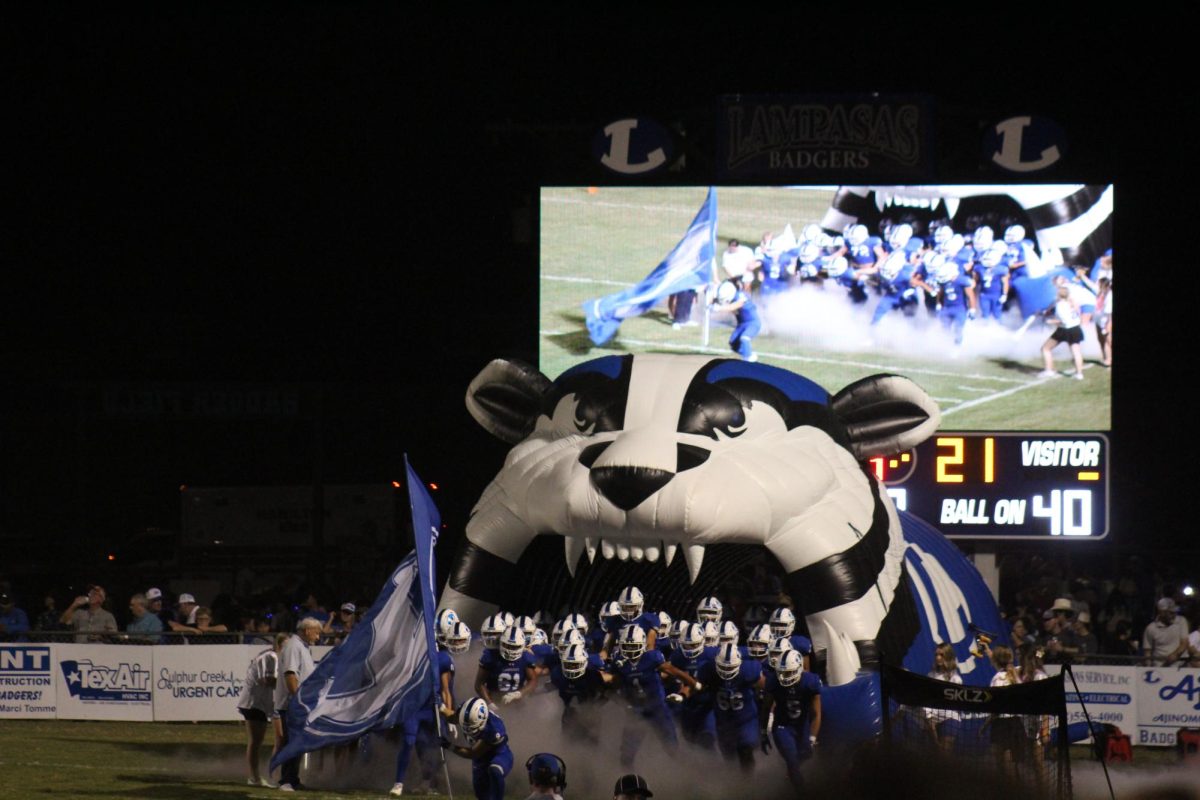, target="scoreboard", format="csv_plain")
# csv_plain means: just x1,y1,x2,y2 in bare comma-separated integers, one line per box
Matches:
873,433,1109,540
